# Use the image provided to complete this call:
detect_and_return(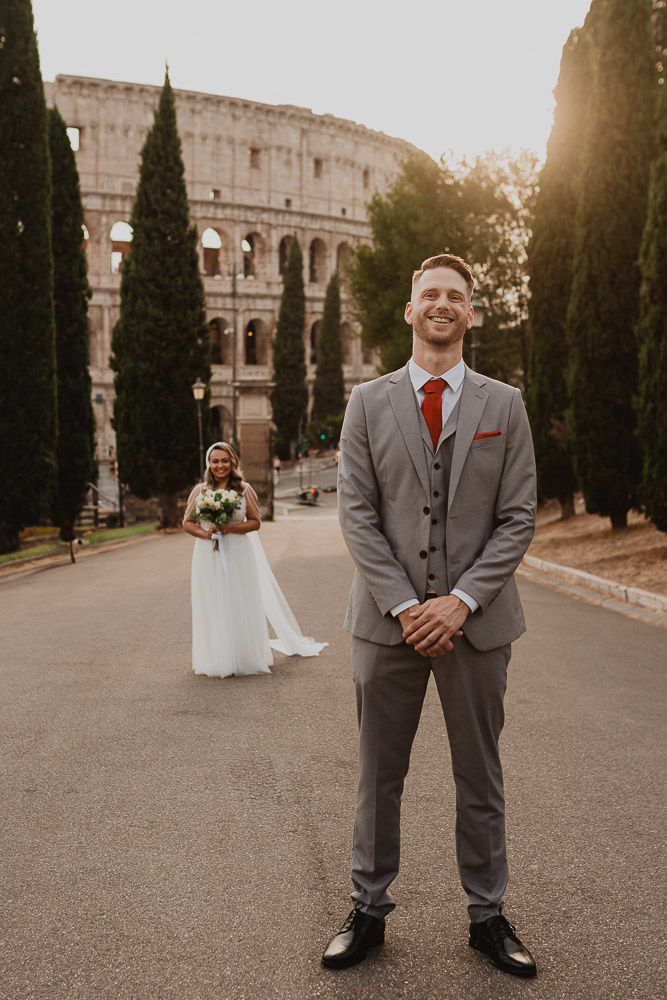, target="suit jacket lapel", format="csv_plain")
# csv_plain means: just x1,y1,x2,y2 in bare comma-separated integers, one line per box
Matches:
387,365,430,496
448,369,489,509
